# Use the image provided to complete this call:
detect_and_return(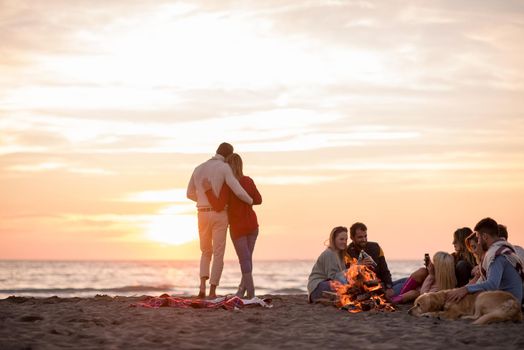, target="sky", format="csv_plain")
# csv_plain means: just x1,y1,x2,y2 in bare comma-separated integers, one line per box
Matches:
1,0,524,261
